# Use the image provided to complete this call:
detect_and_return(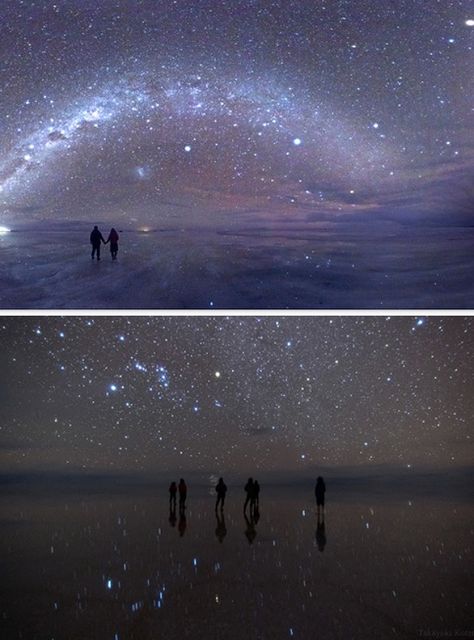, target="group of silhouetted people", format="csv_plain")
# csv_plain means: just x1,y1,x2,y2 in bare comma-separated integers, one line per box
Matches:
169,478,187,511
166,476,326,549
90,225,119,261
243,477,260,514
